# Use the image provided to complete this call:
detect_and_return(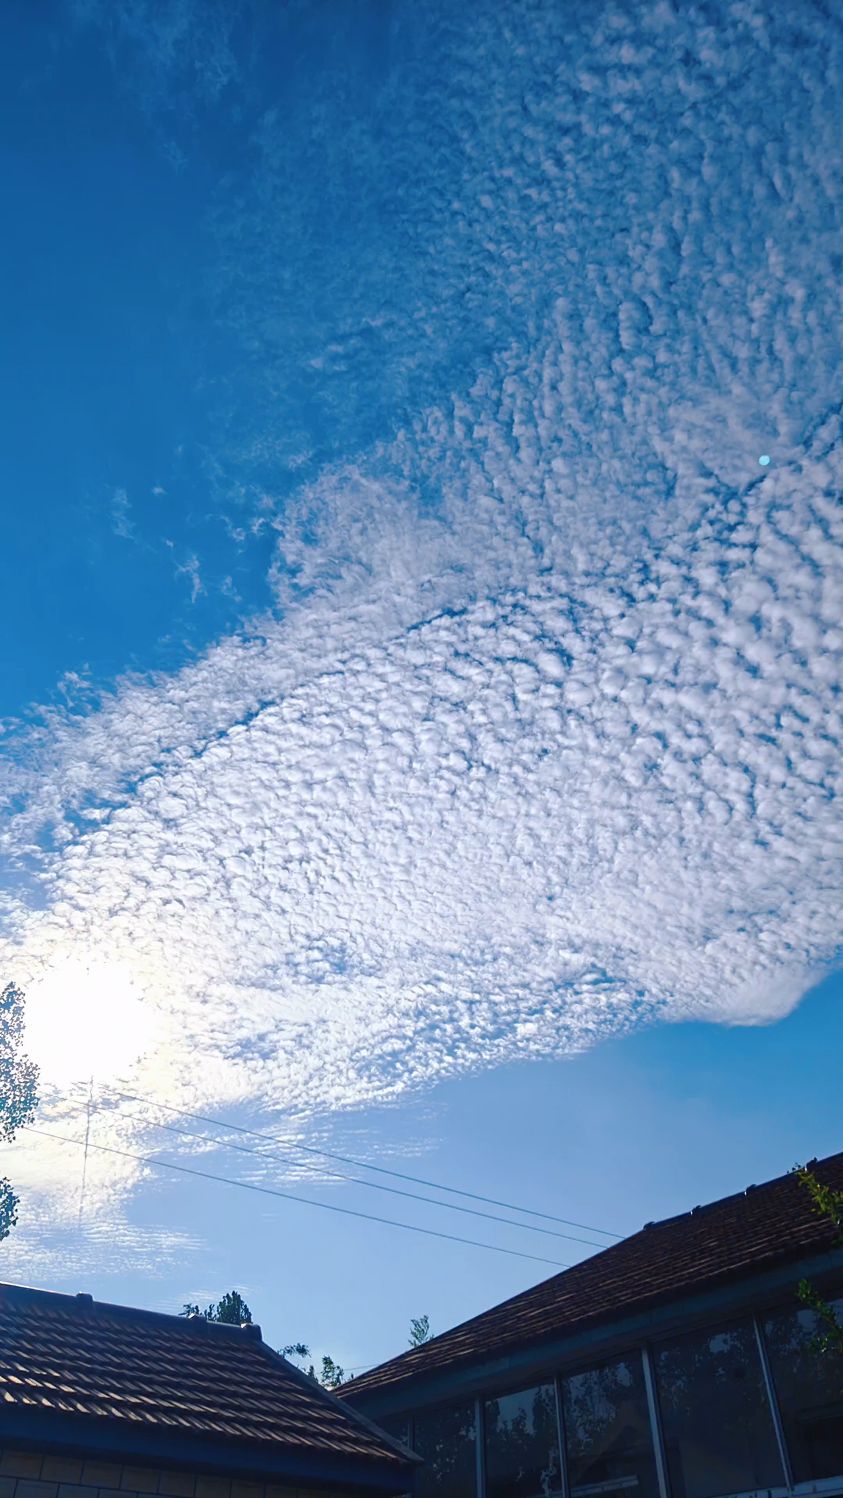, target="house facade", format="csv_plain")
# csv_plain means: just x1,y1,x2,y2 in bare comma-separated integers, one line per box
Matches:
342,1151,843,1498
0,1284,417,1498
